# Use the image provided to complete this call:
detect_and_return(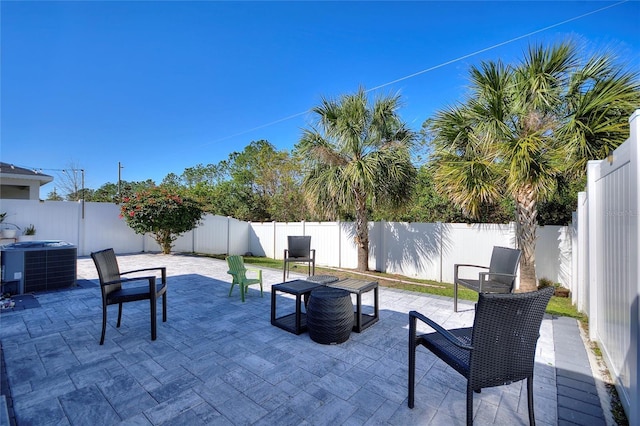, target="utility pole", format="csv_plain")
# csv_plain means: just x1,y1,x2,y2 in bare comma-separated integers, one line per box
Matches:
118,162,124,203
